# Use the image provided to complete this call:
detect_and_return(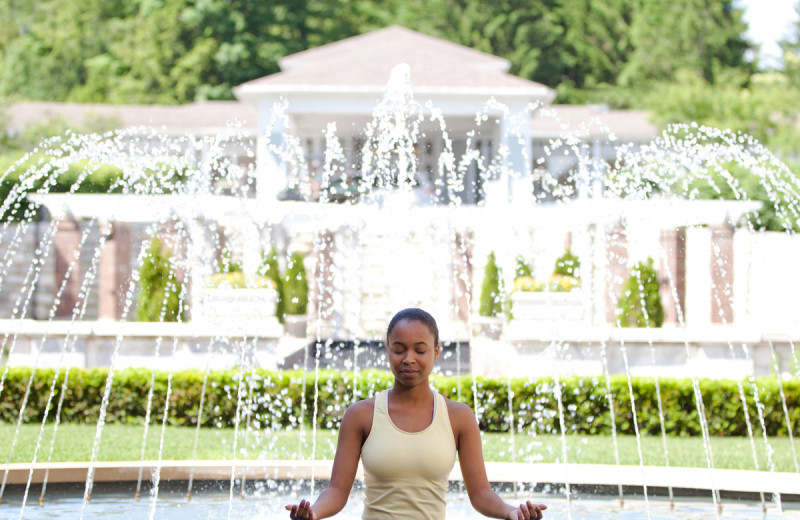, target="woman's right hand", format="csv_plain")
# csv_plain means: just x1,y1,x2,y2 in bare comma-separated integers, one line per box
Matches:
285,498,318,520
